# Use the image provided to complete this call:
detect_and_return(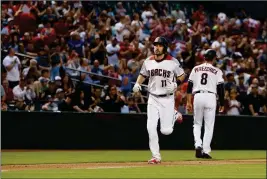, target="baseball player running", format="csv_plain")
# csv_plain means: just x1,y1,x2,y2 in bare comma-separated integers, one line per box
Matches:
133,37,185,164
186,49,225,159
